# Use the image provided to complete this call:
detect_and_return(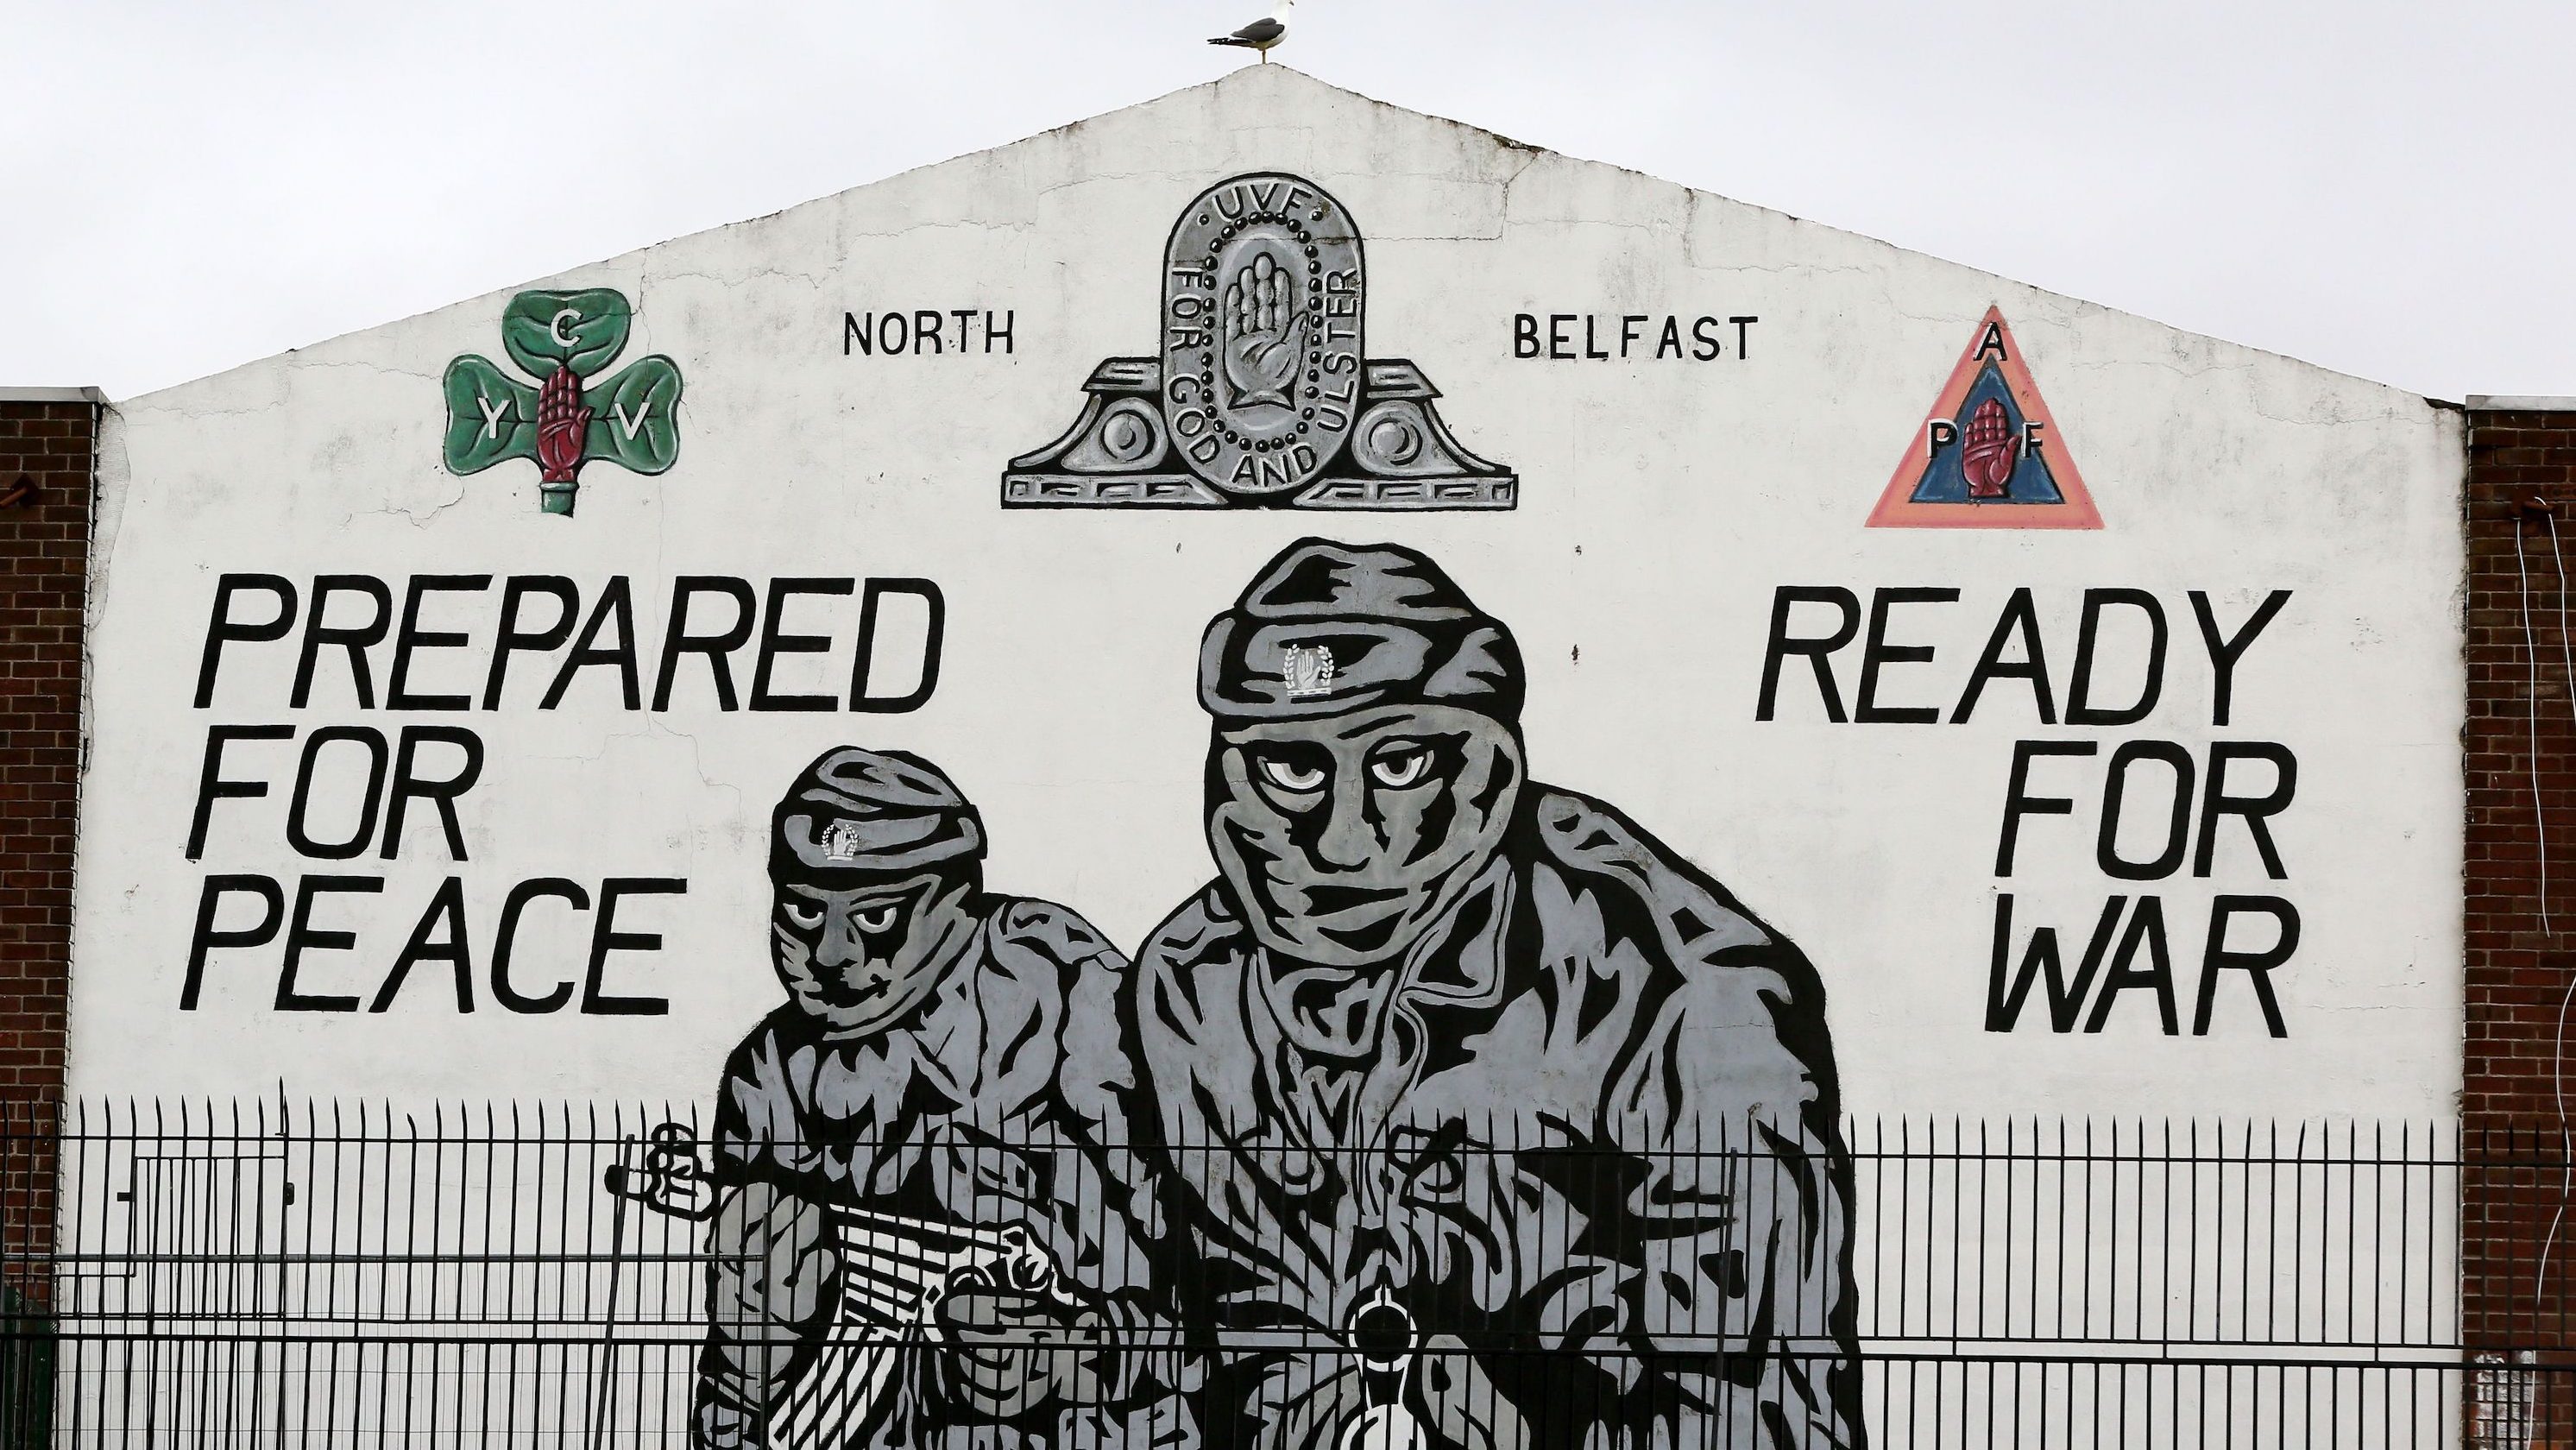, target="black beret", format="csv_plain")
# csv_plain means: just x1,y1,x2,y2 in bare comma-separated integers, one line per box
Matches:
770,747,985,879
1200,539,1522,724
